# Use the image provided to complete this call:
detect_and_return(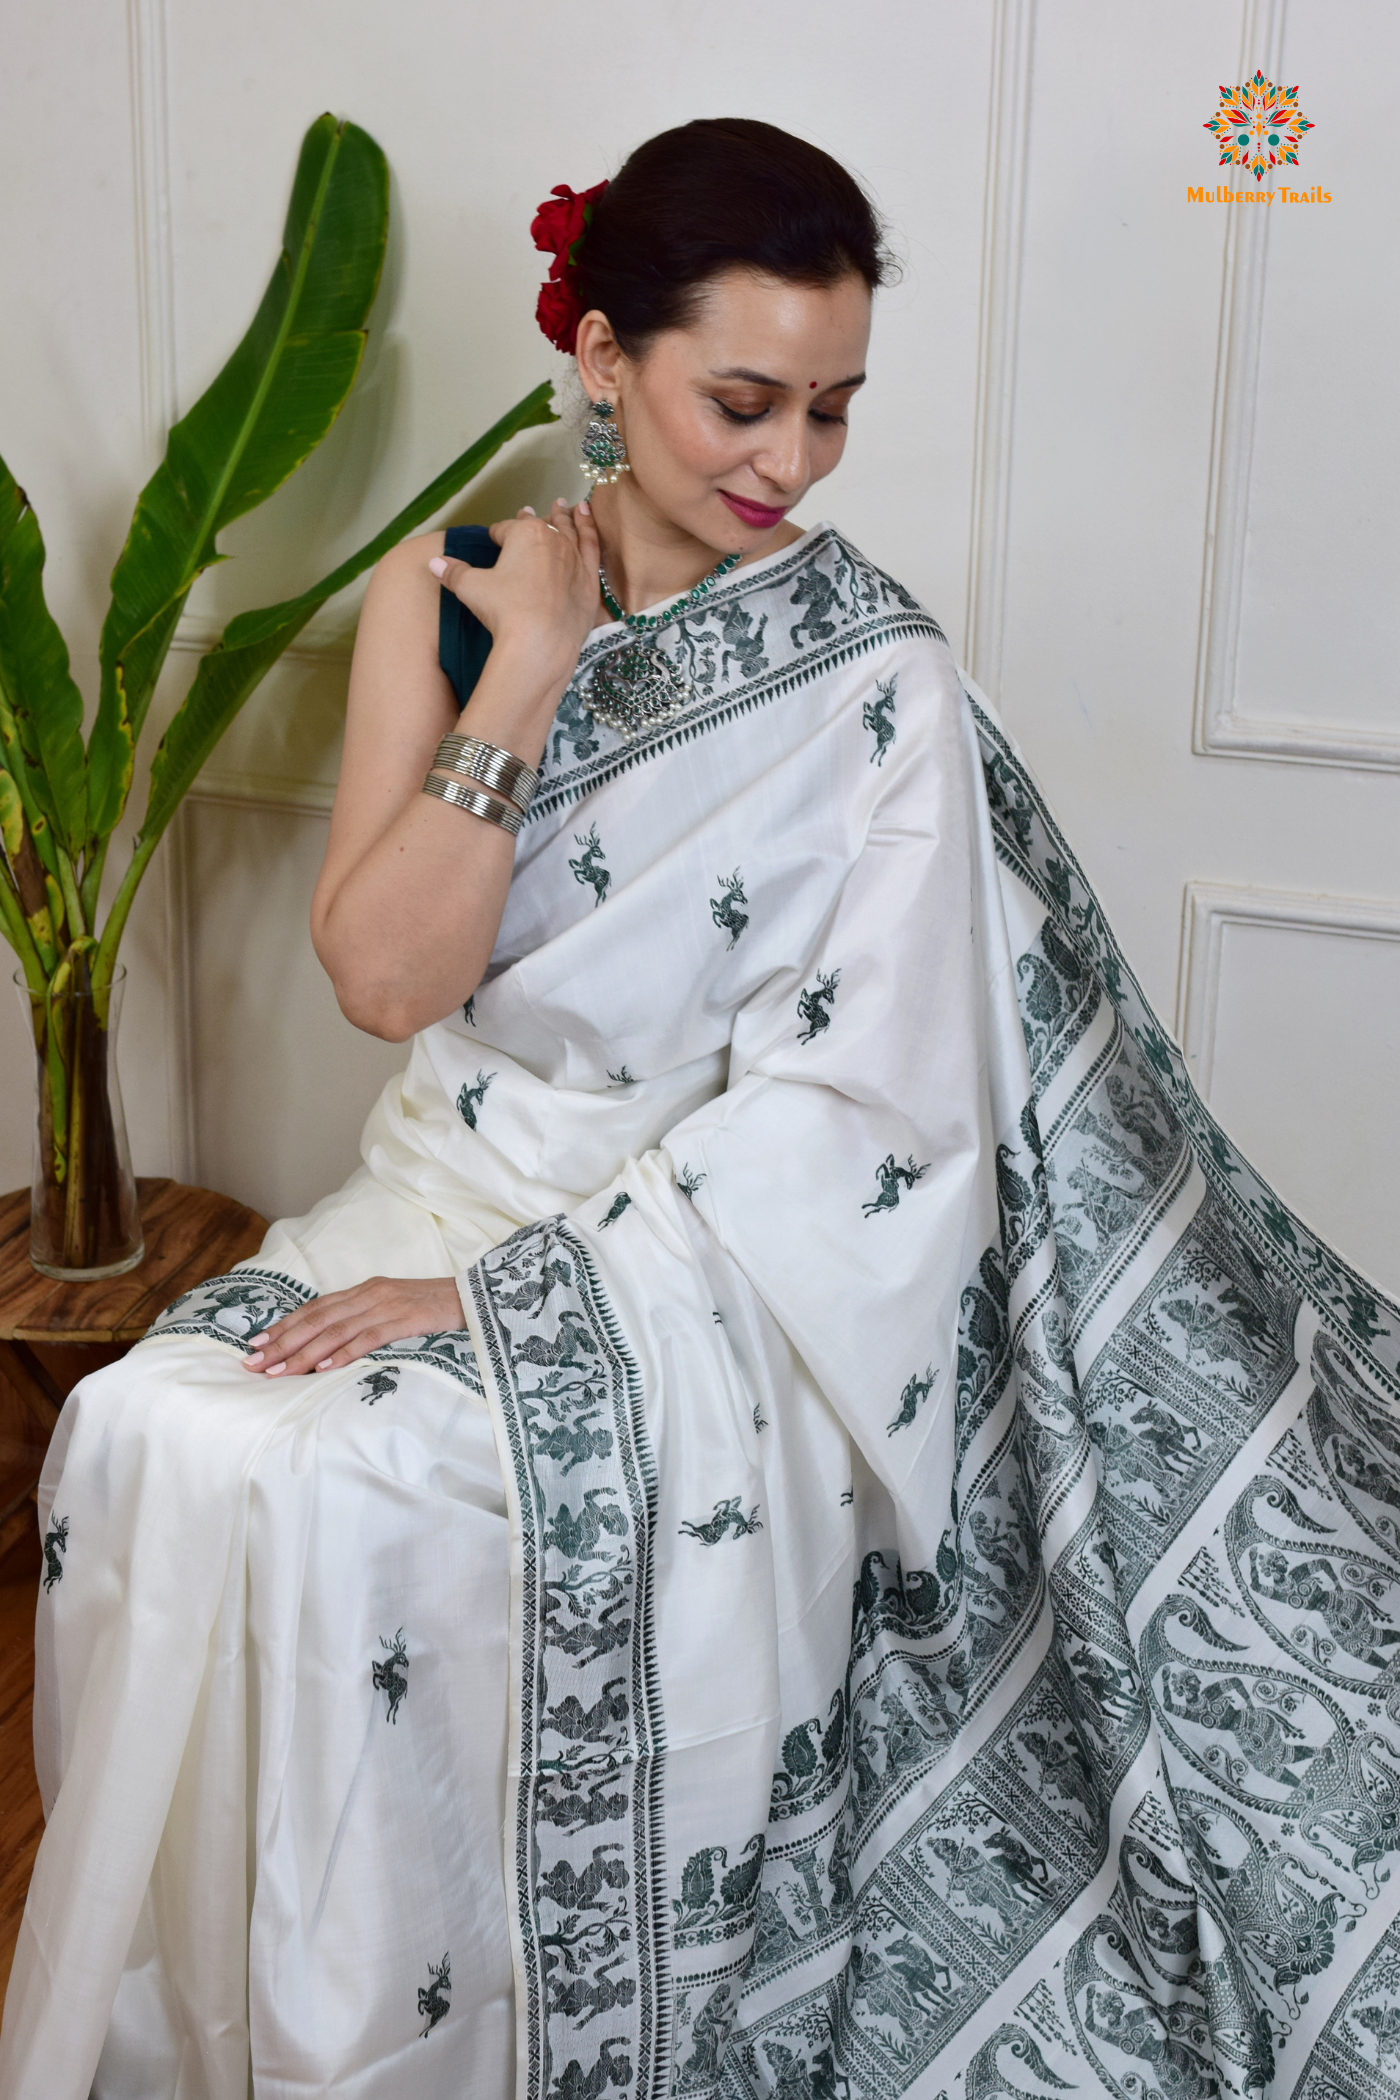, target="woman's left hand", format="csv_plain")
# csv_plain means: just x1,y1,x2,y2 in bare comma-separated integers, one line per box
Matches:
240,1276,466,1376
